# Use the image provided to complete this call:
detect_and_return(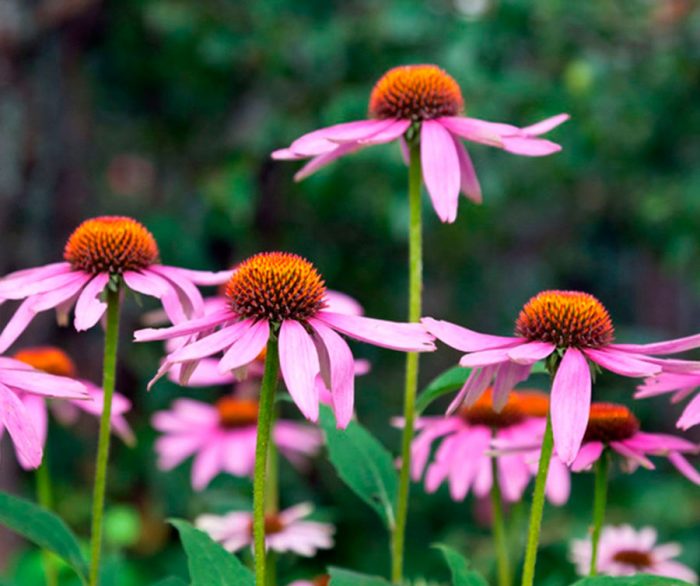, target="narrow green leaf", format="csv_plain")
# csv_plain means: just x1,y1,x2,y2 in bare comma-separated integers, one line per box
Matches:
571,575,693,586
415,366,471,414
171,519,254,586
0,491,88,582
436,544,489,586
328,567,391,586
319,405,398,529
